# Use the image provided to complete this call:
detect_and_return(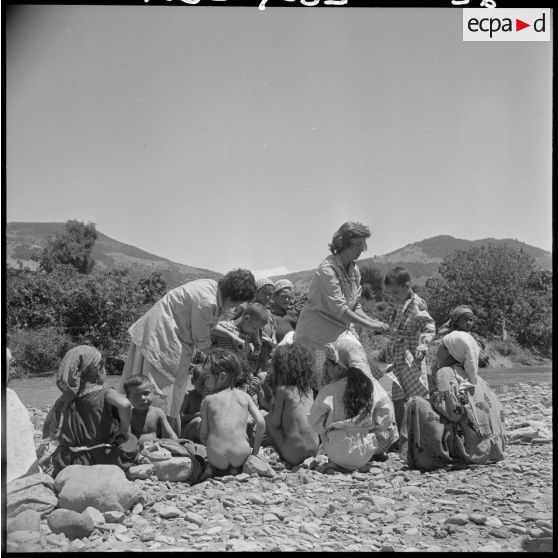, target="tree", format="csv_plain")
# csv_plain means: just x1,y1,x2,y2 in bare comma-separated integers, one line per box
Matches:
39,220,97,274
138,272,167,305
360,265,385,301
425,244,537,339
